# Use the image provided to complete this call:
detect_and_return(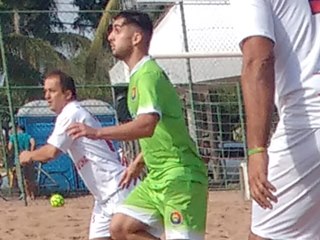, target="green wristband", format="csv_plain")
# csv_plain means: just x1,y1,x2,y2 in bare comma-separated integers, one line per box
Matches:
247,147,266,156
